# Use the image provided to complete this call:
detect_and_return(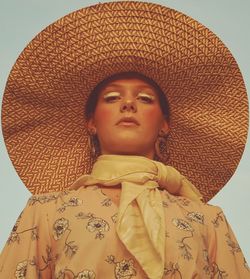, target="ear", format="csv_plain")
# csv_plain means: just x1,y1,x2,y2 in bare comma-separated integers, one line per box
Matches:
87,118,96,134
159,119,170,135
